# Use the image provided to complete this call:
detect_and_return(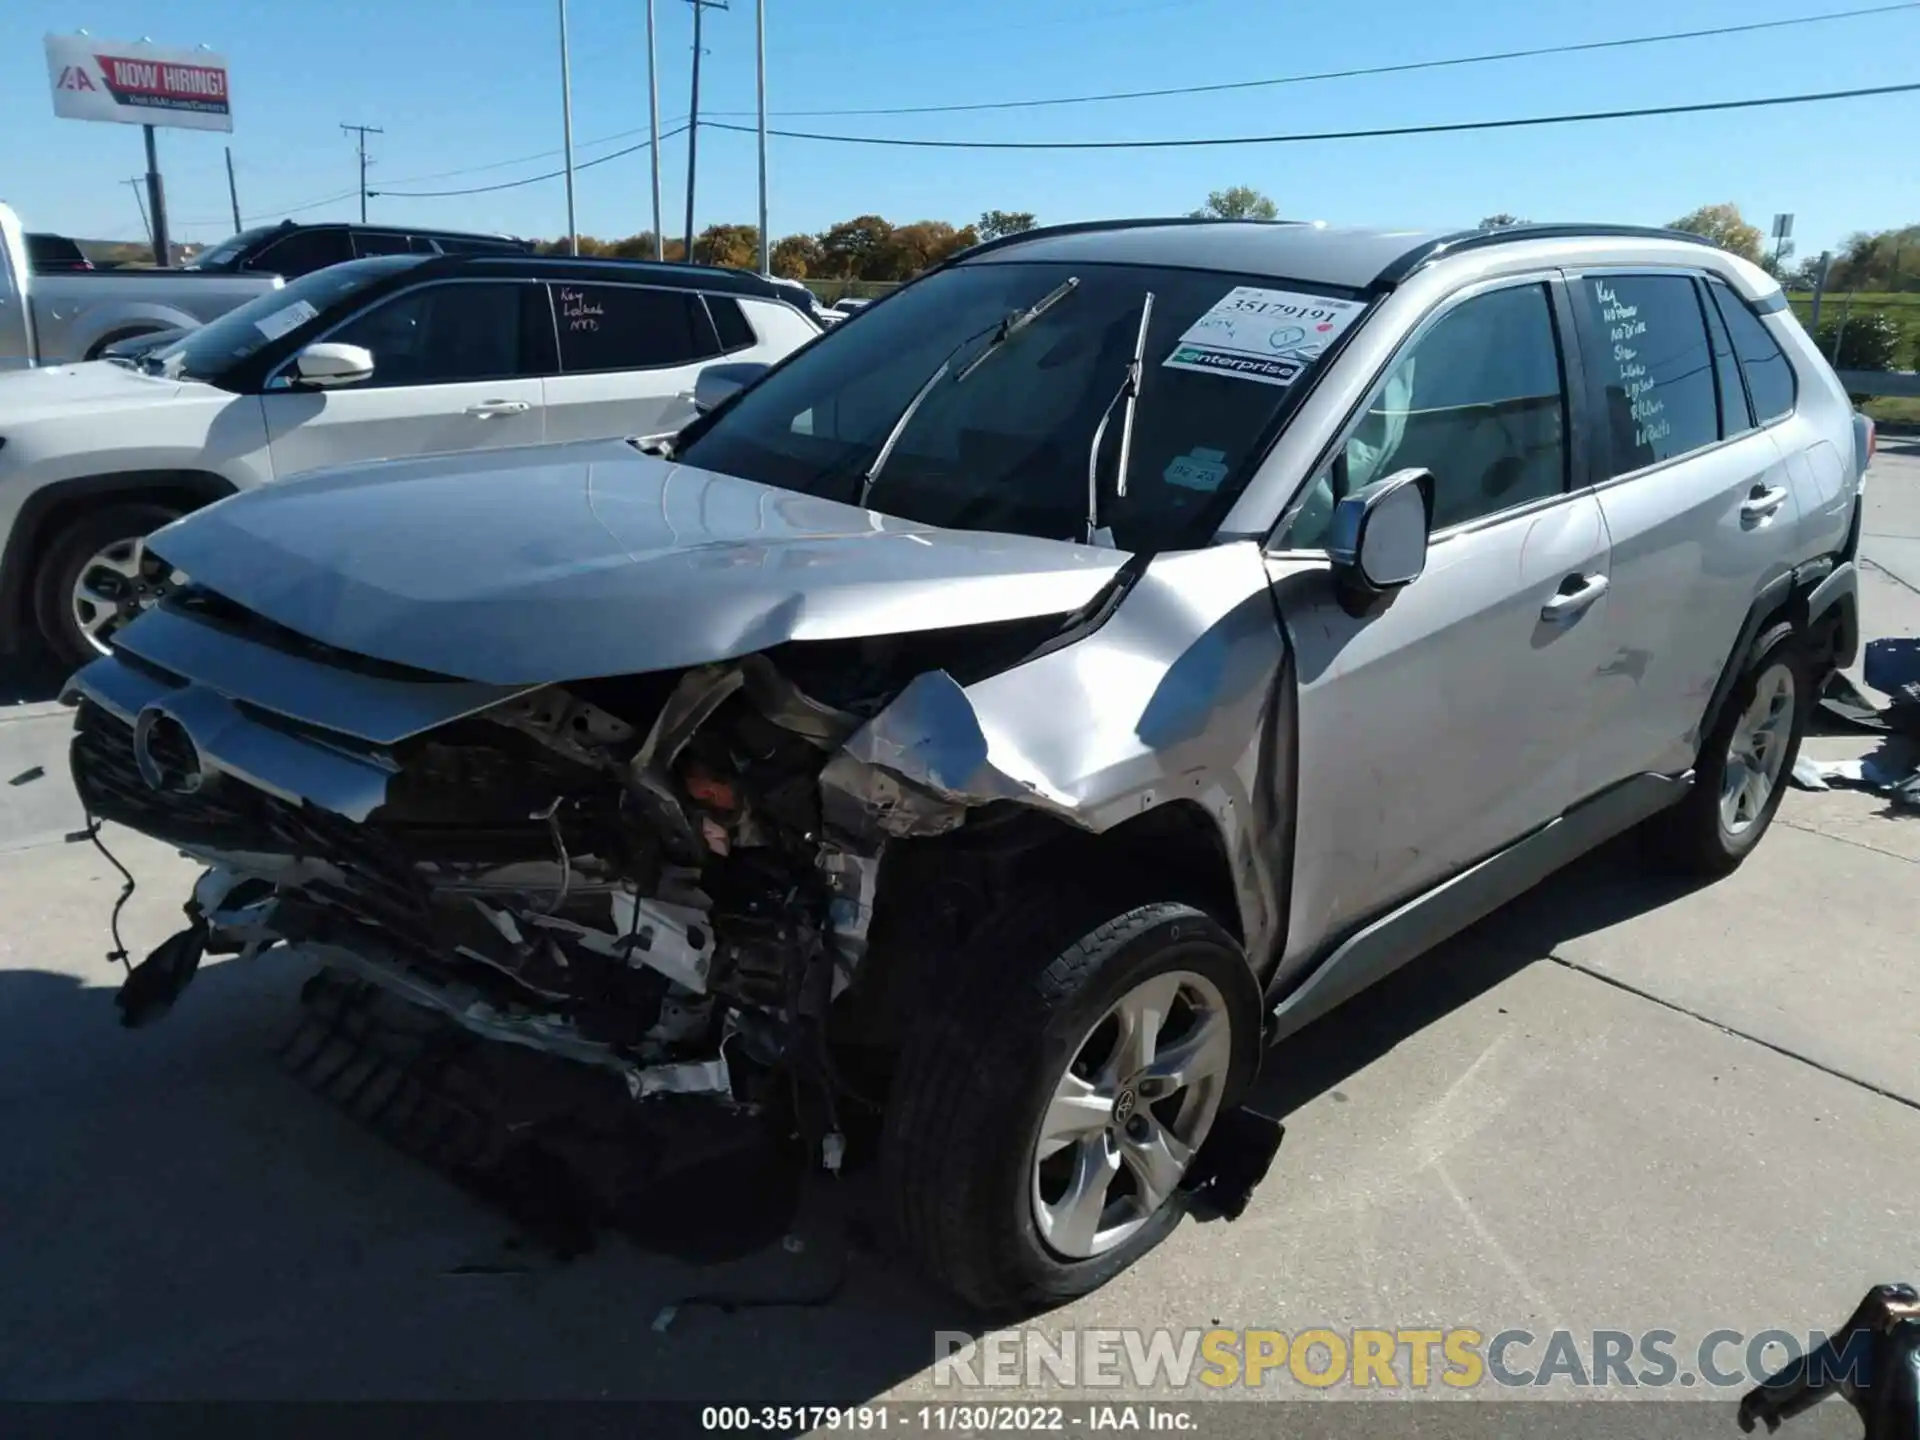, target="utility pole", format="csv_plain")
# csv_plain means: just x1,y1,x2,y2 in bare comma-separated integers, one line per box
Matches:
123,177,153,253
684,0,729,261
142,125,170,266
646,0,664,260
224,147,243,232
341,123,384,223
558,0,578,256
755,0,769,276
